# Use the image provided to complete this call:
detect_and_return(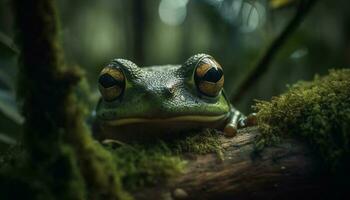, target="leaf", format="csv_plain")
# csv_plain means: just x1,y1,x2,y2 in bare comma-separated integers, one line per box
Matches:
0,69,15,91
0,32,19,57
0,132,16,145
0,33,19,91
0,89,24,125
